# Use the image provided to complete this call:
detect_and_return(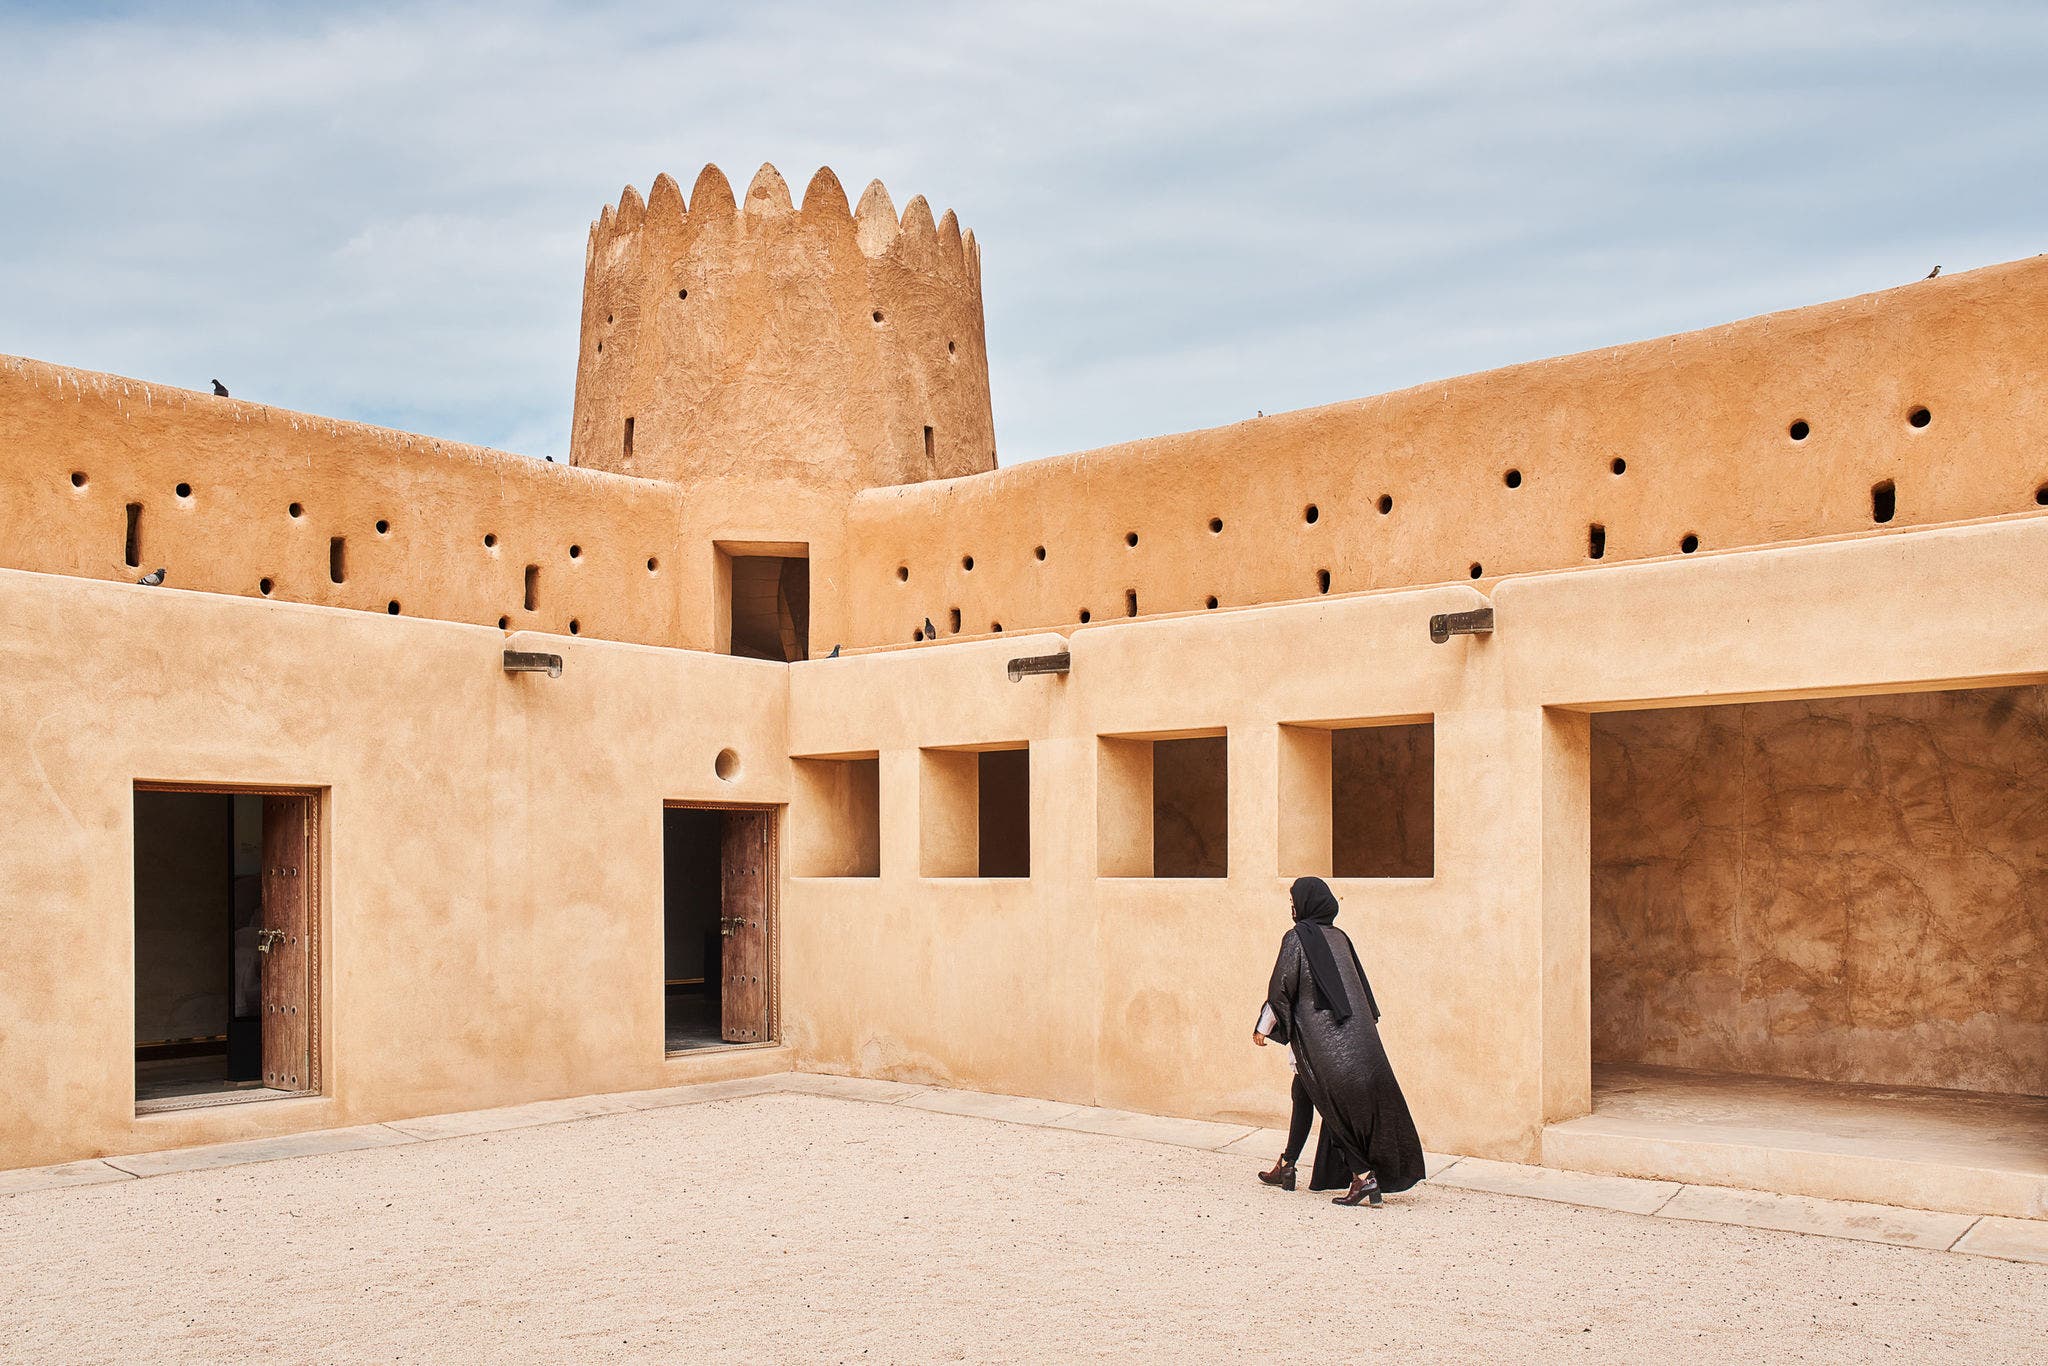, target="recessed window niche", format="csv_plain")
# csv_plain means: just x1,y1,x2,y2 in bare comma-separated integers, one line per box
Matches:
791,754,881,878
1098,731,1227,878
920,745,1030,878
1278,719,1434,878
